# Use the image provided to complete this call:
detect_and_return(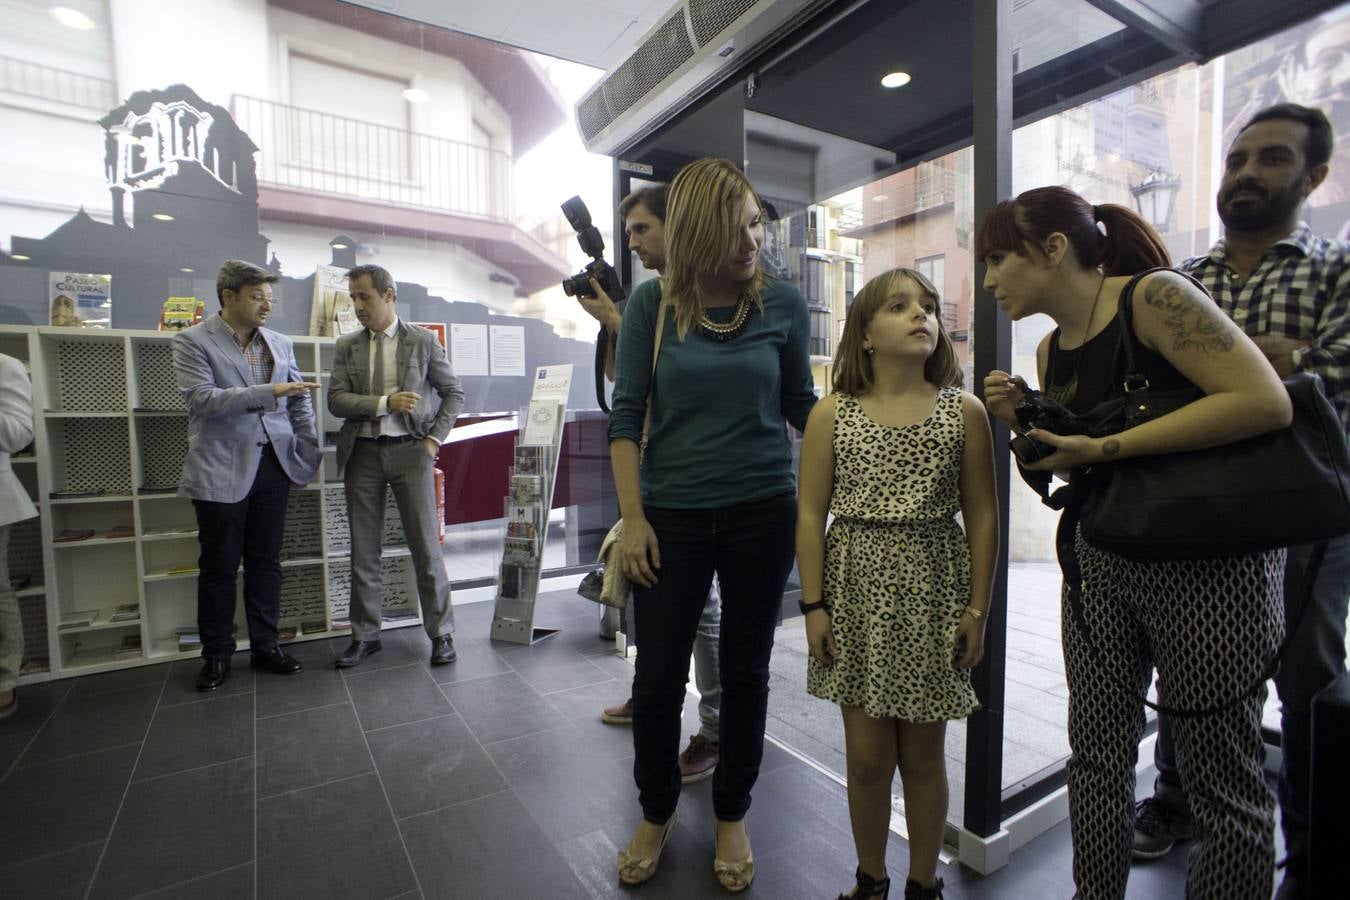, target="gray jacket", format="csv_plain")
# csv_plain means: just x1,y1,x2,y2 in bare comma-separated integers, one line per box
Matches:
328,320,464,473
174,315,321,503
